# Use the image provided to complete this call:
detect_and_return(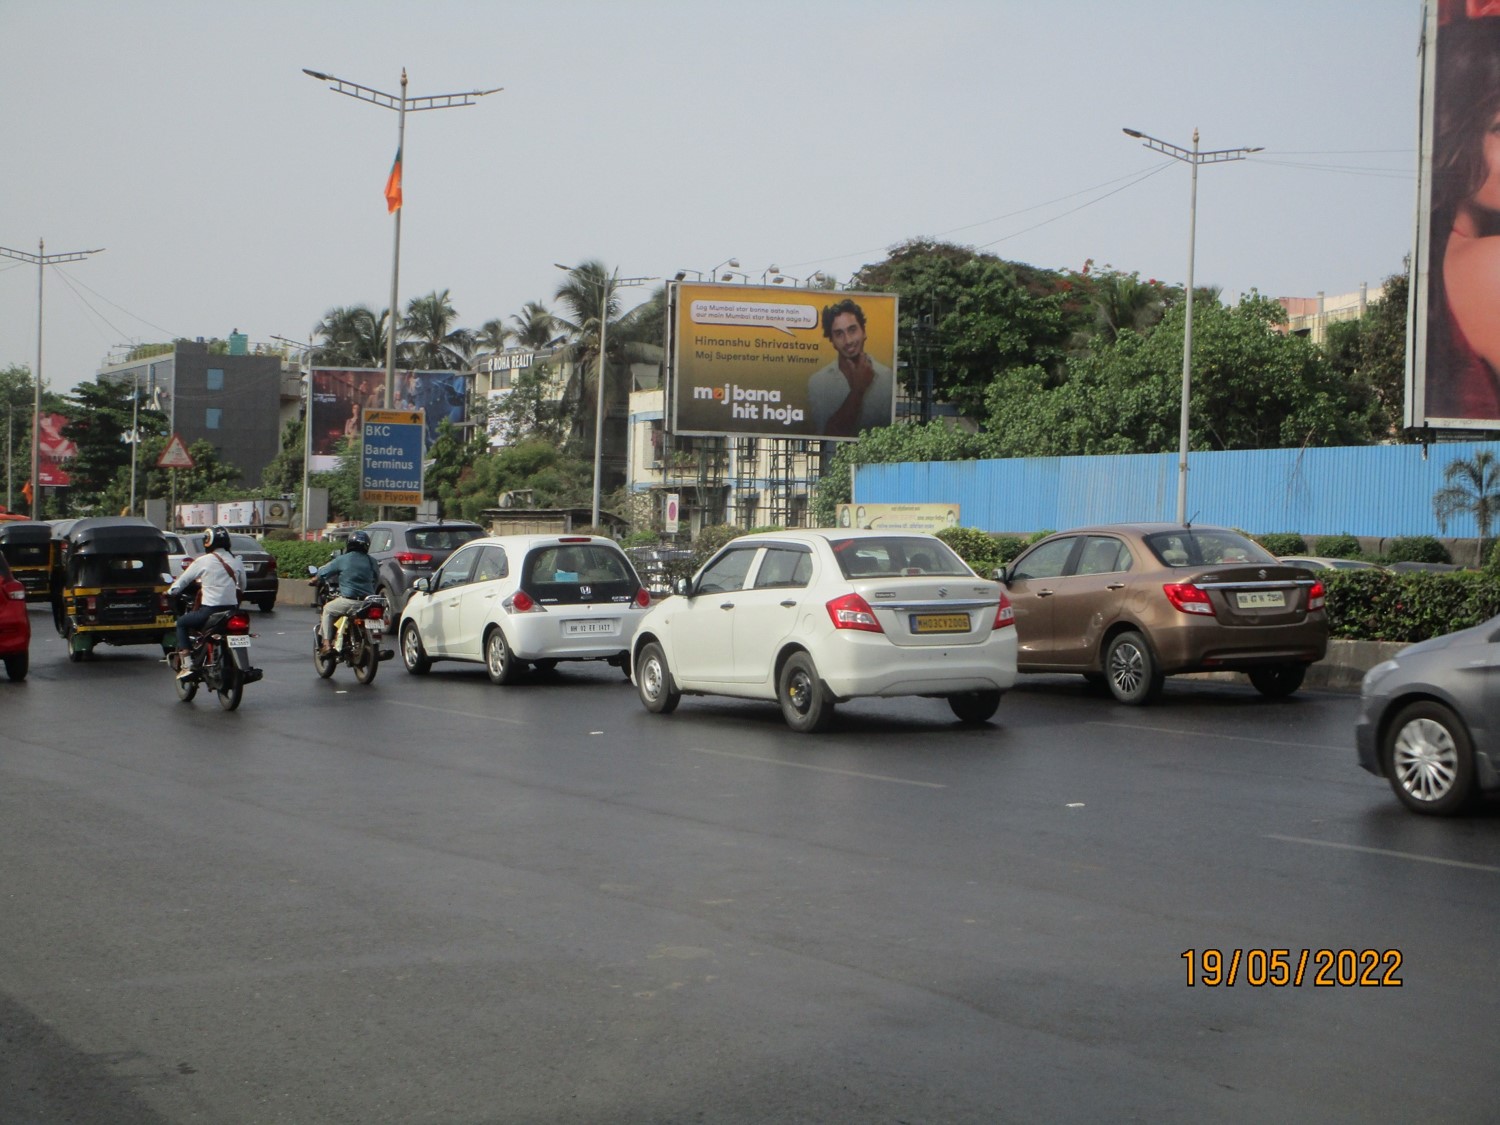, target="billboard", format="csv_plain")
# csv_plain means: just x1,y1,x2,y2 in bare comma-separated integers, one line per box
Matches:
671,283,898,441
310,368,466,470
38,412,76,486
1411,0,1500,430
836,503,960,532
360,409,425,507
